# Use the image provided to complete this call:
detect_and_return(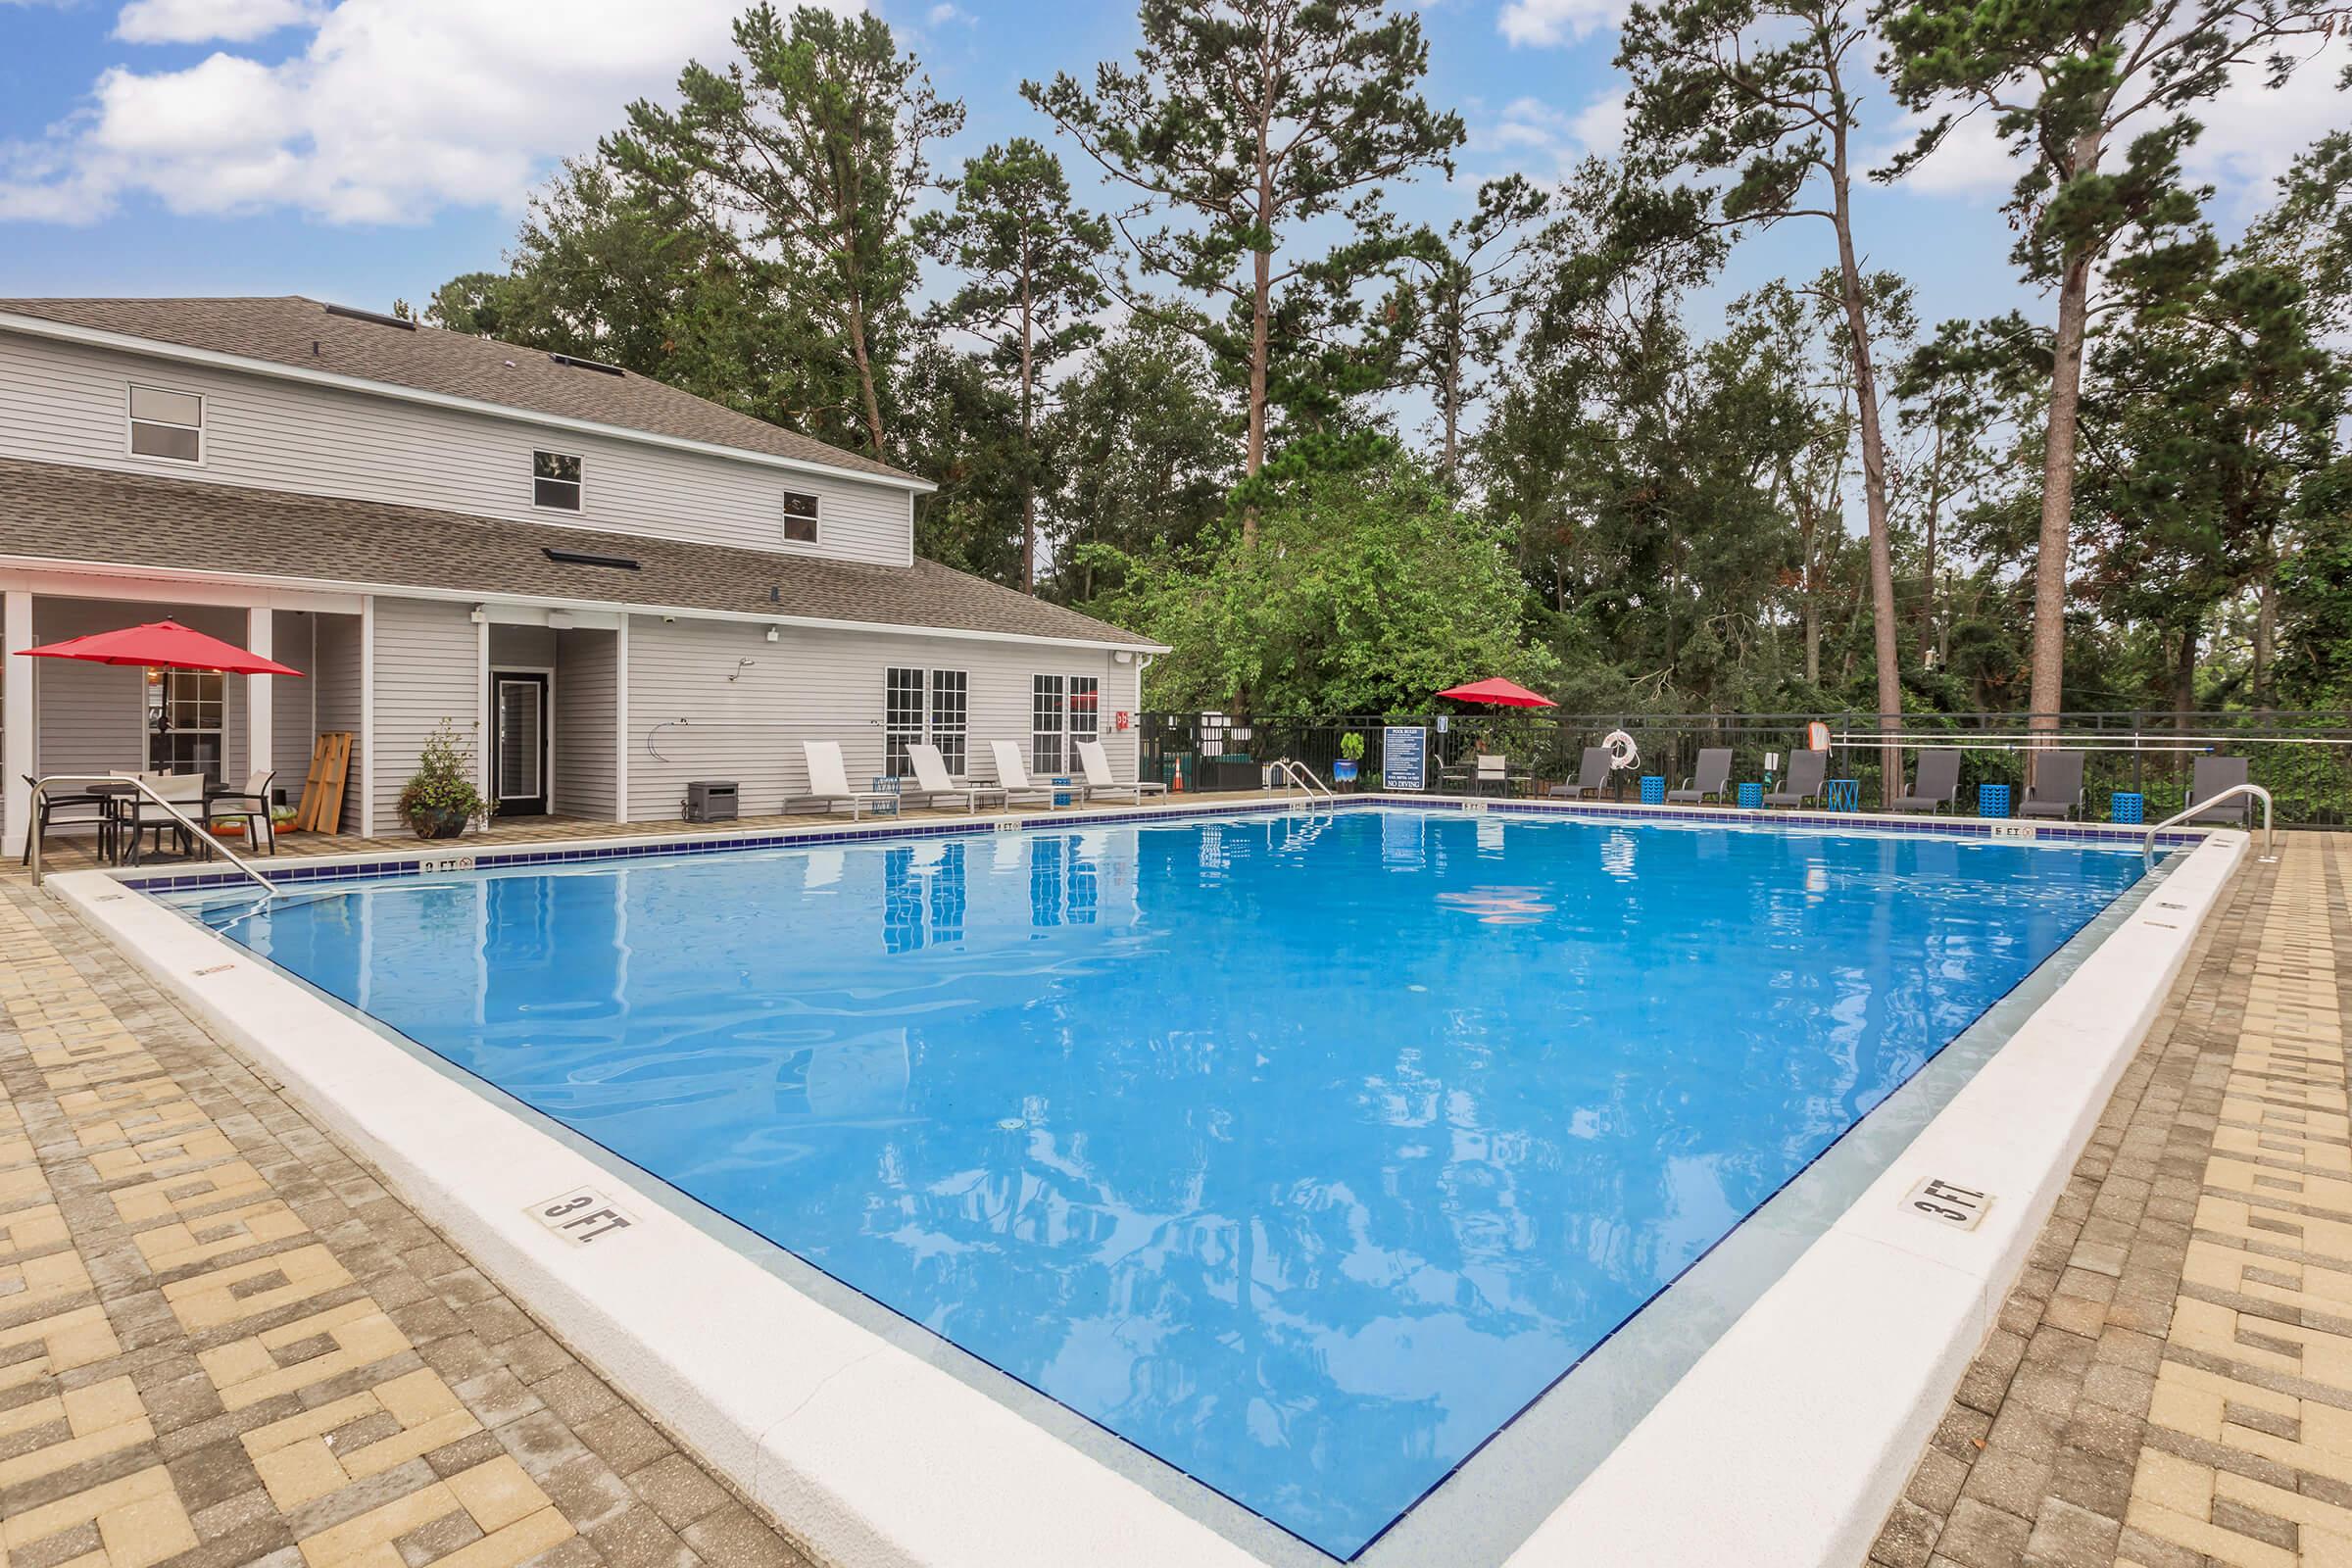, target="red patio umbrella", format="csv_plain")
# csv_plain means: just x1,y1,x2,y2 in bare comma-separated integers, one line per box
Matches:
15,618,303,676
1435,676,1554,709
